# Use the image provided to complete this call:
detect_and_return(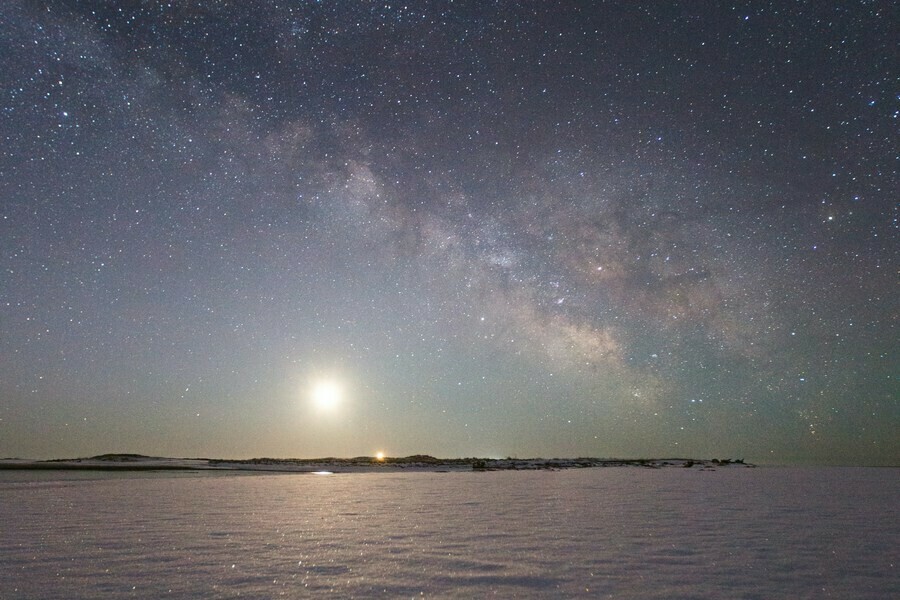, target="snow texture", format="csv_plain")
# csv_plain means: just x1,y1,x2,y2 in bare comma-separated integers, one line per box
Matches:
0,467,896,598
